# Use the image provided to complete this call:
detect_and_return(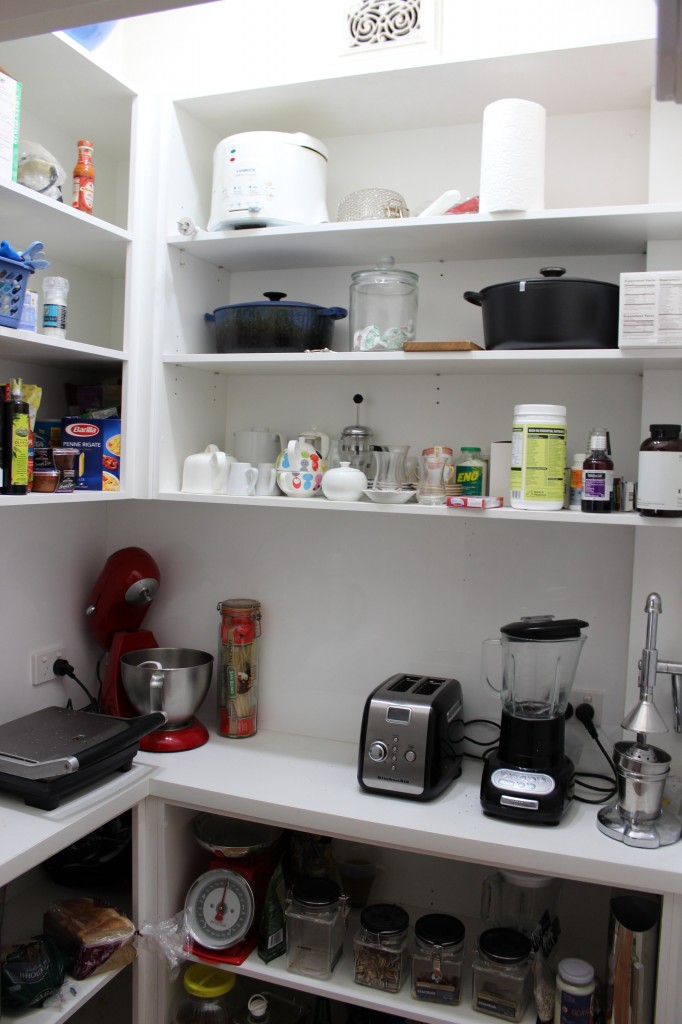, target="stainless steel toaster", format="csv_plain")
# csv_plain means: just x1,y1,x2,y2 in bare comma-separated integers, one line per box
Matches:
358,673,464,801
